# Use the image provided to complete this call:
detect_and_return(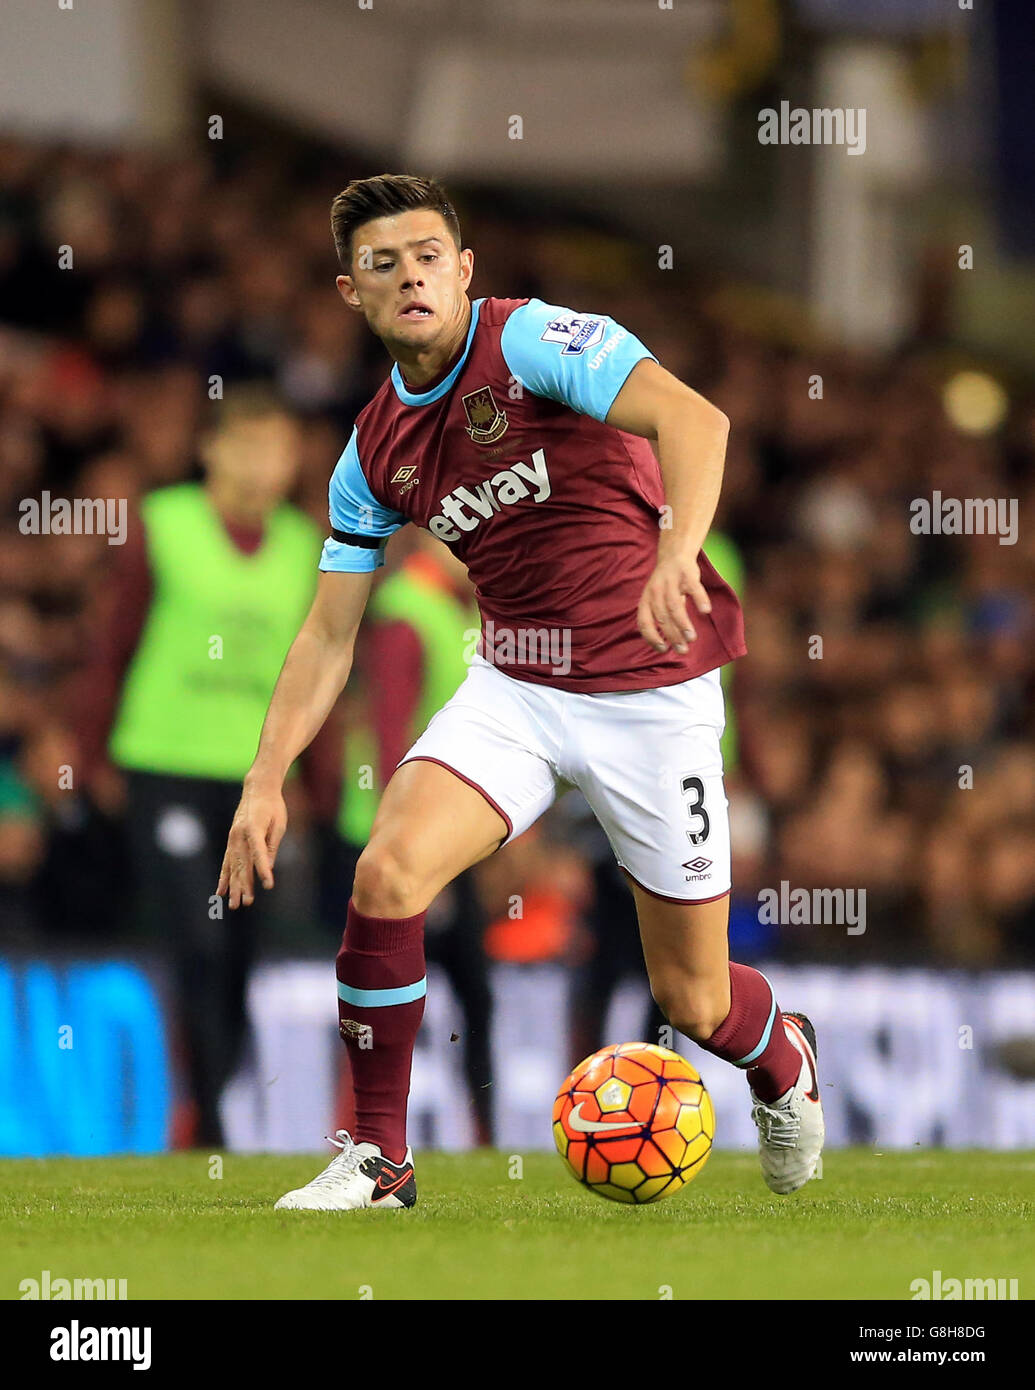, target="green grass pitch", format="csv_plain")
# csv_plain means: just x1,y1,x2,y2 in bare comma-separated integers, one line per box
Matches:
2,1150,1033,1300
